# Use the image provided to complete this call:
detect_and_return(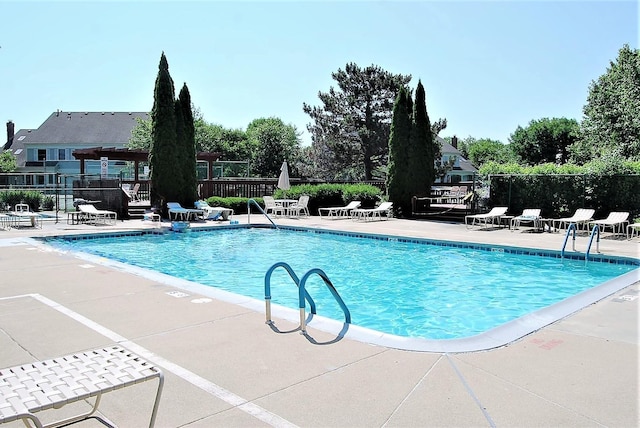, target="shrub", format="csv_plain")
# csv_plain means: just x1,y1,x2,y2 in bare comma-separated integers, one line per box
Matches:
42,195,55,211
0,190,43,212
206,196,257,215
